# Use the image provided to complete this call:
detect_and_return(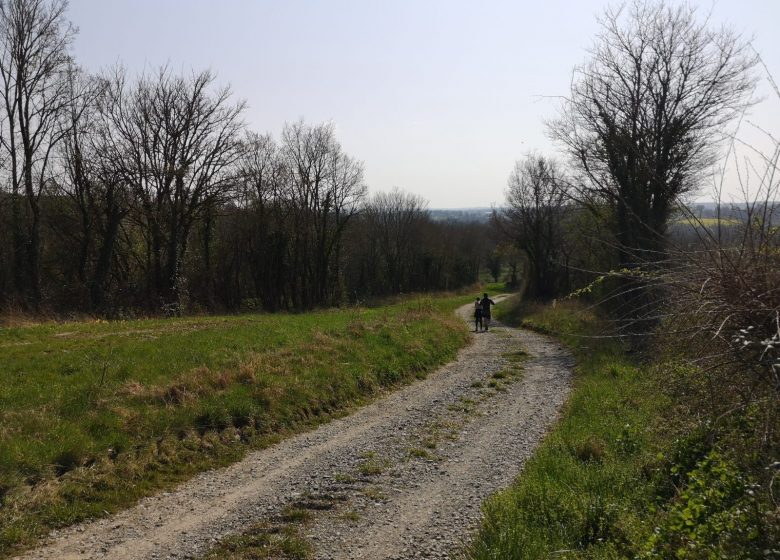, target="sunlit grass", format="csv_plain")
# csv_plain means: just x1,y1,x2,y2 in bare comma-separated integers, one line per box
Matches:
466,298,669,559
675,216,740,227
0,294,472,557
